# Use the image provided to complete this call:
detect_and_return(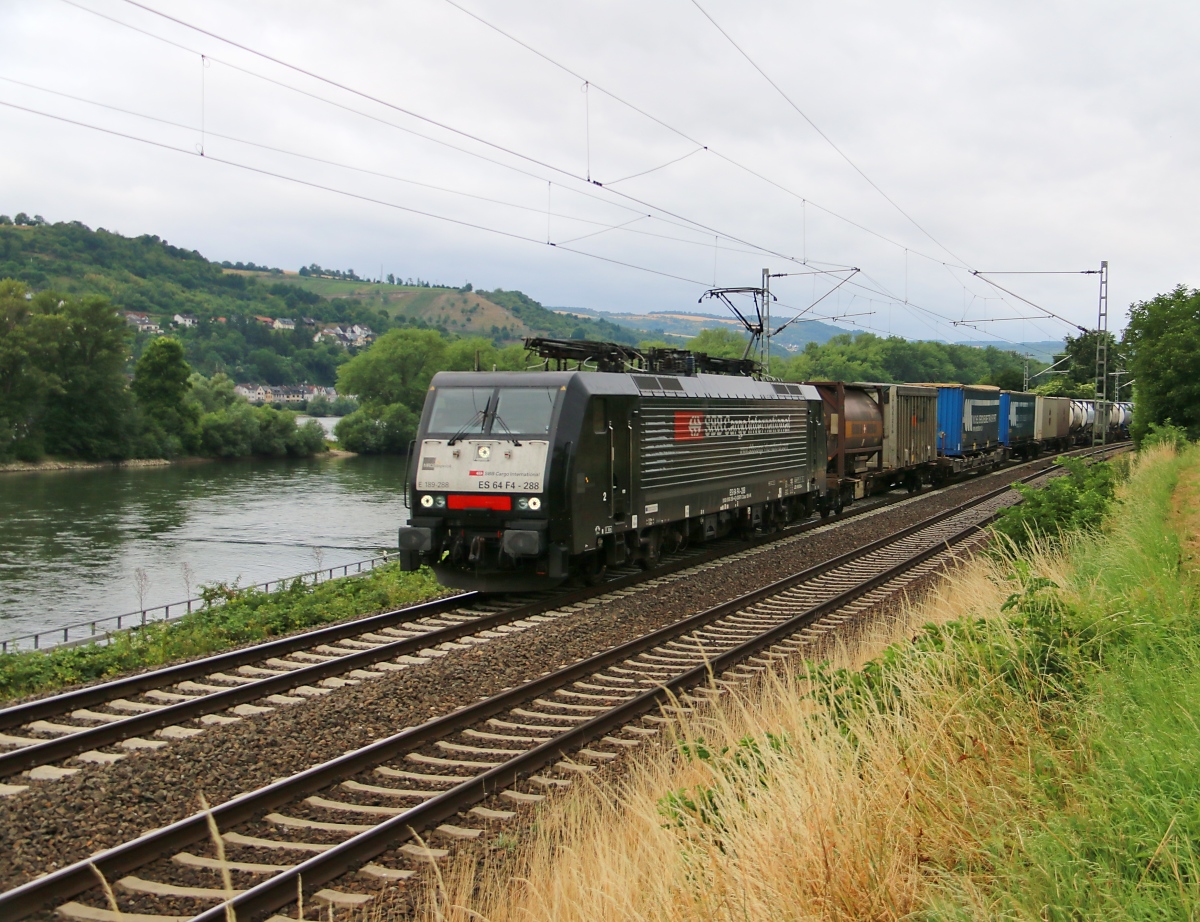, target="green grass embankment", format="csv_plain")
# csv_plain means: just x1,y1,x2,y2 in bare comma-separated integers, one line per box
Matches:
0,564,443,704
401,446,1200,922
